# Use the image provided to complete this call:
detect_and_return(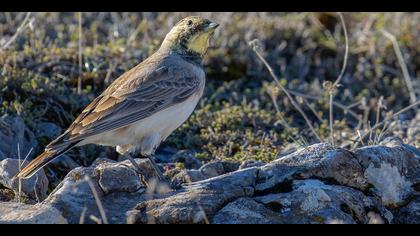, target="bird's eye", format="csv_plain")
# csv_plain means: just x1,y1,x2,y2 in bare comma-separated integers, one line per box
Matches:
187,20,193,26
